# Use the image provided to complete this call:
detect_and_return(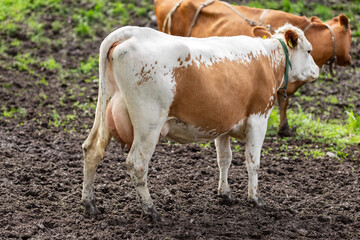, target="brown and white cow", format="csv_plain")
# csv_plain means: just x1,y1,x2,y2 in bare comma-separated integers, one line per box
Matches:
81,24,319,220
154,0,352,136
